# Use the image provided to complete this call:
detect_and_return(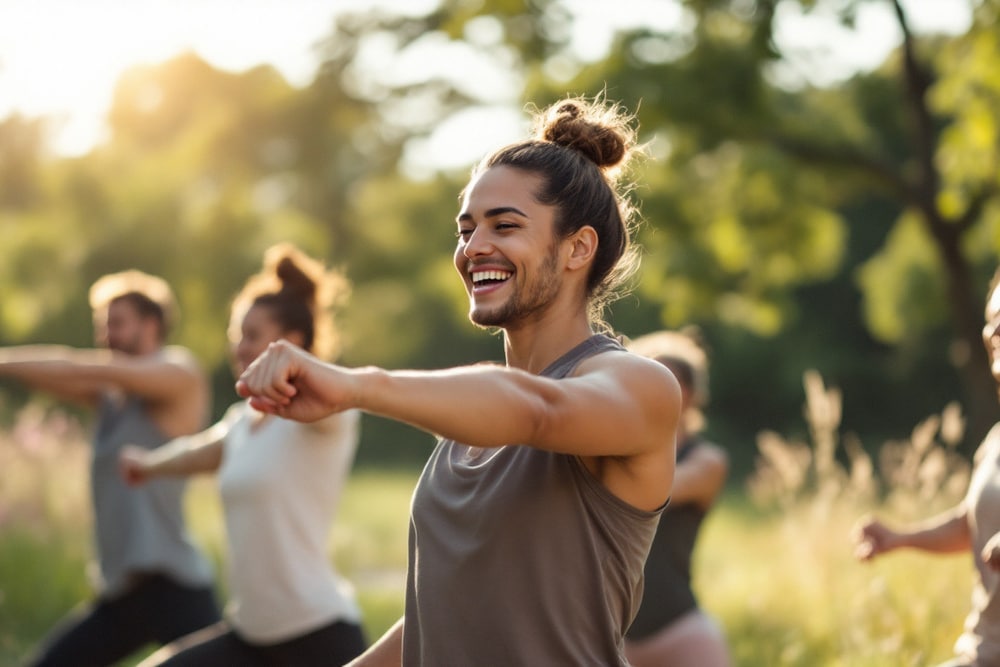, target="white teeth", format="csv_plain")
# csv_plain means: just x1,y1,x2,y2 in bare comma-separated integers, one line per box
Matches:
471,270,511,284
